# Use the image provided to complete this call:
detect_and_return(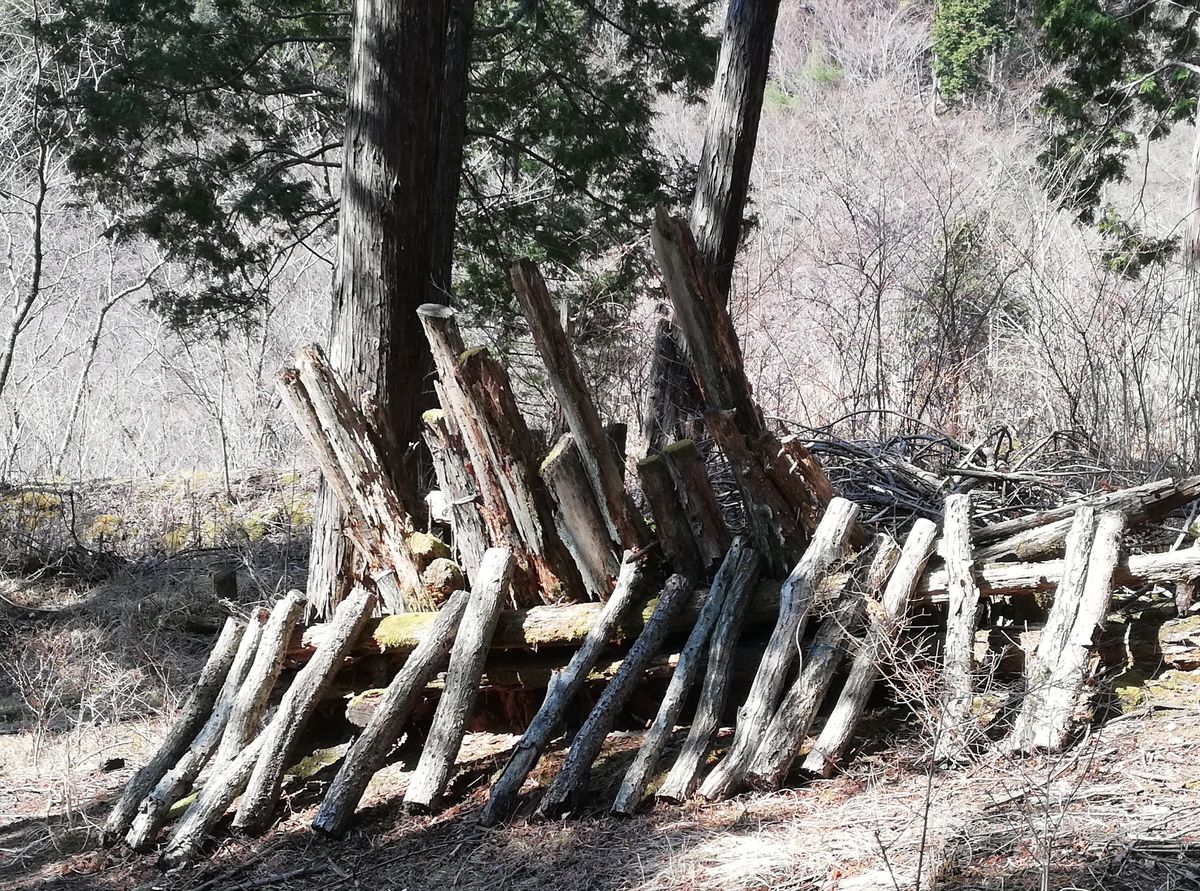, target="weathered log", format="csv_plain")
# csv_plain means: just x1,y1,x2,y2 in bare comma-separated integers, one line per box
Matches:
480,555,649,827
541,433,620,598
613,539,752,815
103,618,244,846
803,519,938,777
127,611,266,849
232,588,376,835
935,493,984,762
423,407,487,581
216,590,307,765
657,542,762,803
662,439,731,568
537,574,692,819
510,259,647,550
314,589,471,836
698,497,860,800
747,536,900,789
404,550,511,812
294,547,1200,664
638,452,705,580
291,345,428,610
1009,510,1124,753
